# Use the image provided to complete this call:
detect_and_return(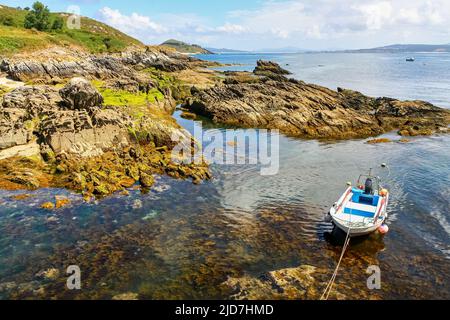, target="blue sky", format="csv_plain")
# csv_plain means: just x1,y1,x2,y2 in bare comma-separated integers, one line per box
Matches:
3,0,450,50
